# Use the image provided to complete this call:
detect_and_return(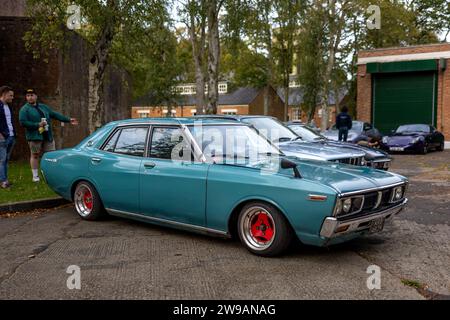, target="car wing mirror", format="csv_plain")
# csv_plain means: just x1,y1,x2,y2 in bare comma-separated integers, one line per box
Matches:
280,158,301,178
